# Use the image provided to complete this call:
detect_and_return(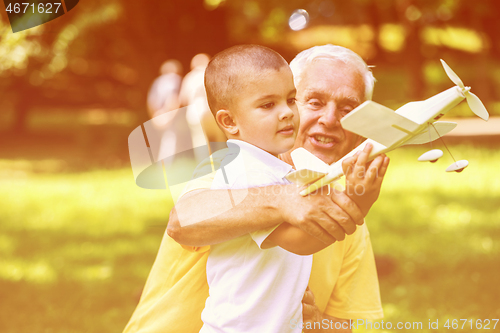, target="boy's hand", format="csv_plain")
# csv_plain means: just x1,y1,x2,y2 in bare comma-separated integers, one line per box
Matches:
341,143,390,216
302,286,352,332
302,286,322,326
